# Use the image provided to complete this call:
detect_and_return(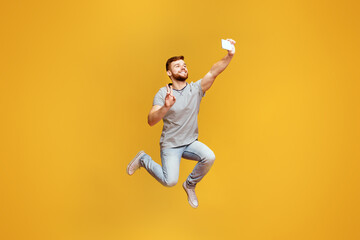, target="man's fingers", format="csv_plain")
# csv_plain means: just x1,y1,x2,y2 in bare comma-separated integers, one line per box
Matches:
170,85,173,96
166,84,170,94
226,39,236,45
